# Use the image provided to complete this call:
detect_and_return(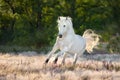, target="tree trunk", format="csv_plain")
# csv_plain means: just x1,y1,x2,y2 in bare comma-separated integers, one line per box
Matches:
4,0,16,30
36,0,42,29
